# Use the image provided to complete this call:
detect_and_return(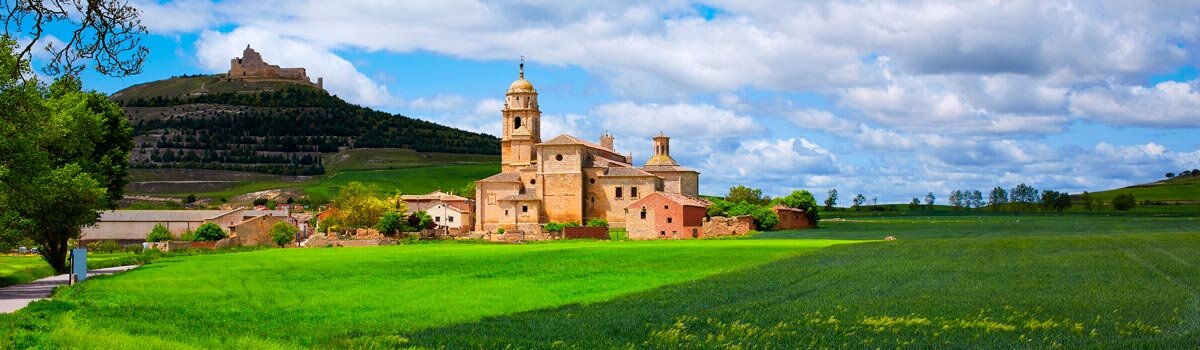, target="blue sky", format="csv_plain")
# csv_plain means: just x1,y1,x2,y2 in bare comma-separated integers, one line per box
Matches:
43,1,1200,201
